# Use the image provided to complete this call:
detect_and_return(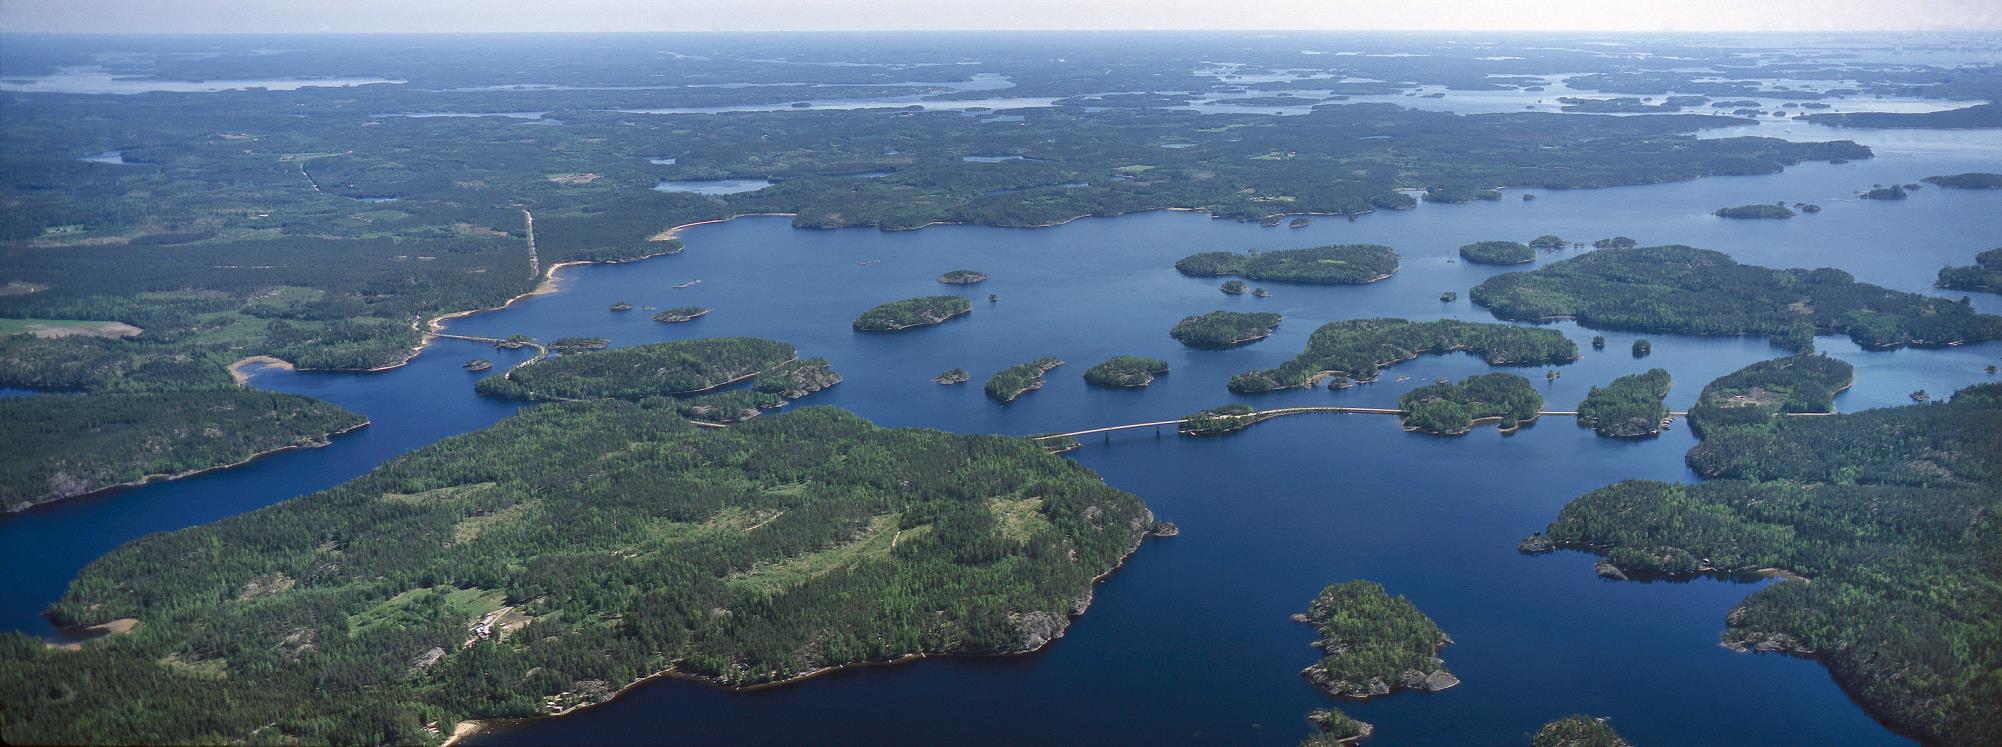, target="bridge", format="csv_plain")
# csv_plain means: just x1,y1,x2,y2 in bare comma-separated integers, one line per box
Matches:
1031,406,1689,441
